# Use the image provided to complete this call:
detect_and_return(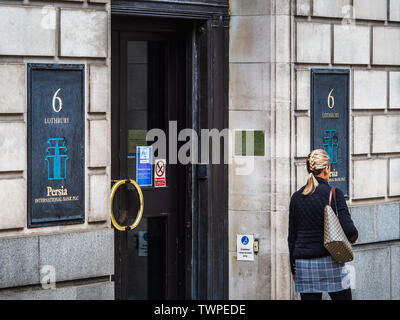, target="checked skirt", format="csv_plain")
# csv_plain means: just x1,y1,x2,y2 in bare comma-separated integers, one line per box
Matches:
295,255,352,293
